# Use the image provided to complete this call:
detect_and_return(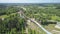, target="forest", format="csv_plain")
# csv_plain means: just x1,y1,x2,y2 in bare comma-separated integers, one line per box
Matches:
0,3,60,34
